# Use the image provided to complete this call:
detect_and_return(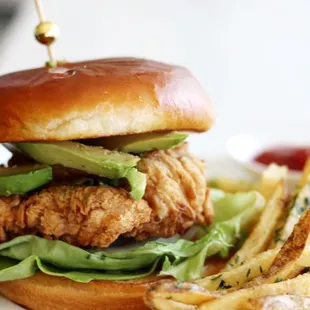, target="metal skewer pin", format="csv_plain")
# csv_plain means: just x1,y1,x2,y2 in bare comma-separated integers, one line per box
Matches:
34,0,59,67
